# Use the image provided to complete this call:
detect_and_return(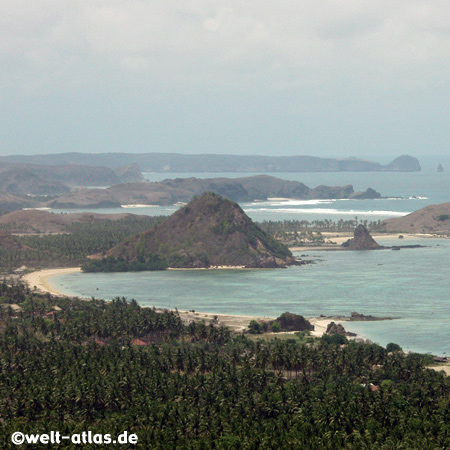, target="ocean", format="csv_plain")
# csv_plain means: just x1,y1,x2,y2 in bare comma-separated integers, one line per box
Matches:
50,161,450,355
